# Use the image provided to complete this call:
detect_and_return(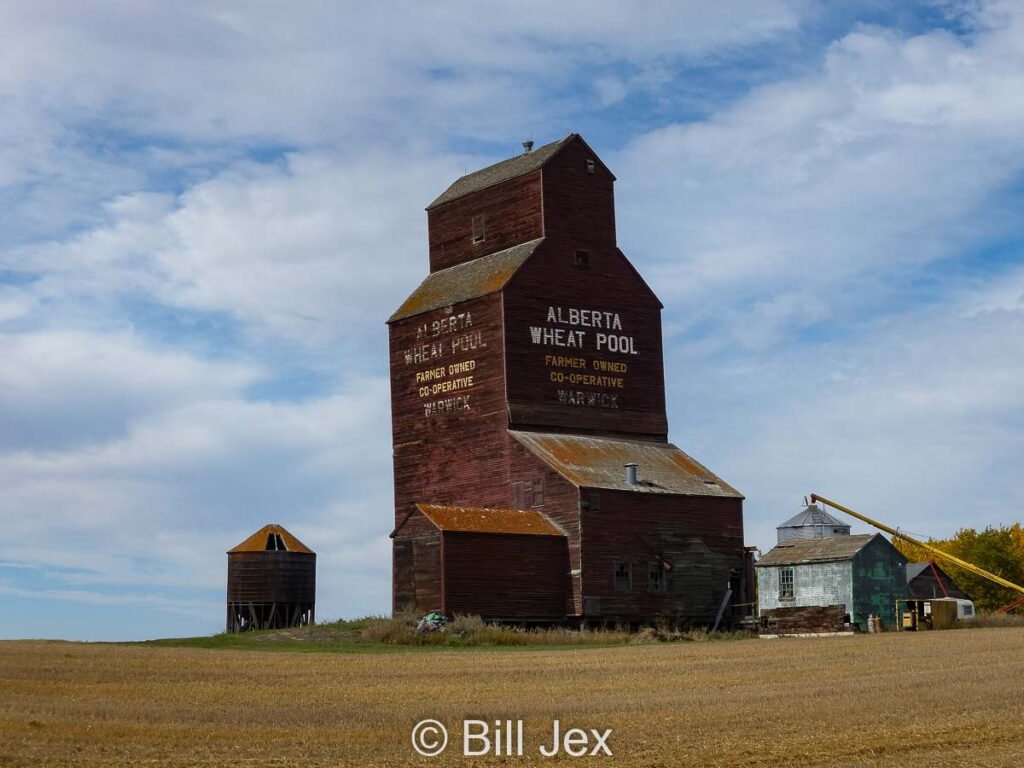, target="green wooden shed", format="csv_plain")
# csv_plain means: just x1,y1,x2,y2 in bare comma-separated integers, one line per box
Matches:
756,533,908,631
